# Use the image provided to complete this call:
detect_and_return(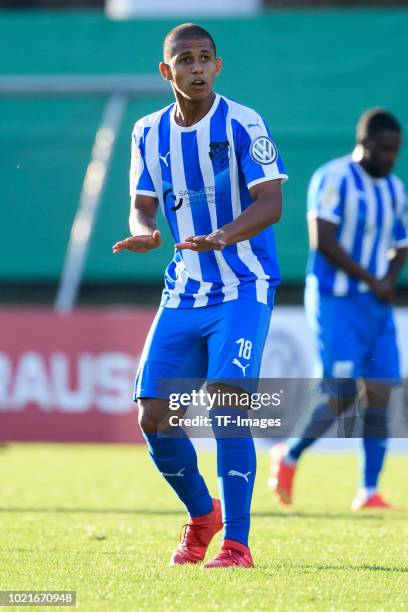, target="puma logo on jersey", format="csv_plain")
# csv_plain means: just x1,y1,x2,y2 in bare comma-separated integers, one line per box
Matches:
232,358,250,376
228,470,252,483
159,151,170,166
161,467,185,477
